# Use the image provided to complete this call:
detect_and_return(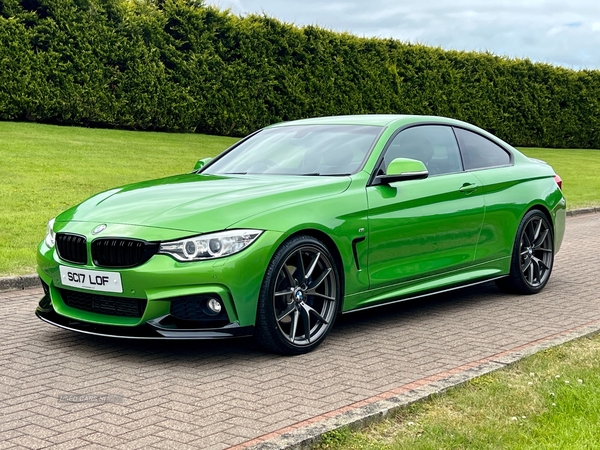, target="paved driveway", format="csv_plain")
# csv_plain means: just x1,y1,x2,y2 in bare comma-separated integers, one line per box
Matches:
2,213,599,450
